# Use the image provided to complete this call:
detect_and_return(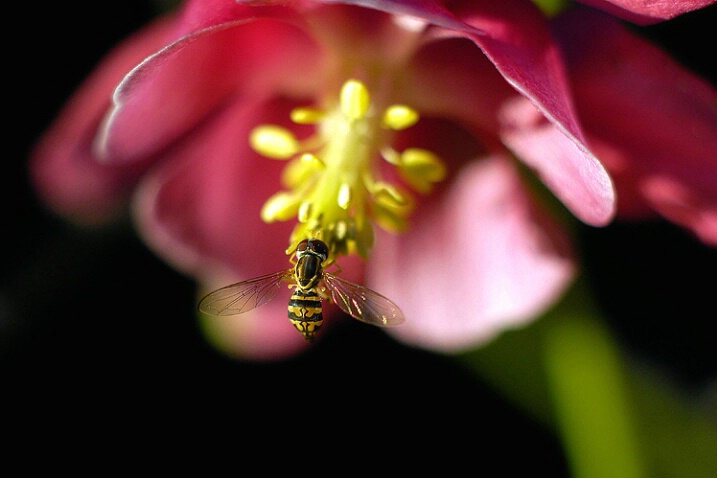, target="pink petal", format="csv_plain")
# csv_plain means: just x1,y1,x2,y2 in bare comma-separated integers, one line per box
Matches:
132,96,299,279
29,16,178,223
499,96,616,226
401,35,516,134
333,0,604,172
317,0,474,31
133,96,308,359
454,0,617,225
402,31,616,226
448,1,591,155
132,94,369,359
576,0,716,25
97,14,323,163
400,0,617,226
369,156,576,352
555,7,717,246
